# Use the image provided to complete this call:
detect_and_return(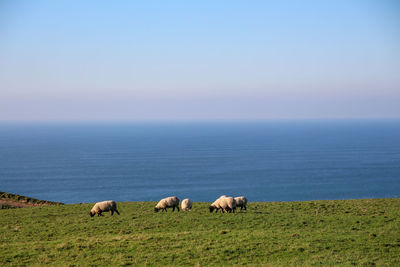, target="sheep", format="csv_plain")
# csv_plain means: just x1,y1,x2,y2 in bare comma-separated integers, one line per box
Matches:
209,196,225,213
209,195,236,213
89,200,120,217
234,196,248,210
181,198,192,211
220,196,236,213
154,196,180,212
